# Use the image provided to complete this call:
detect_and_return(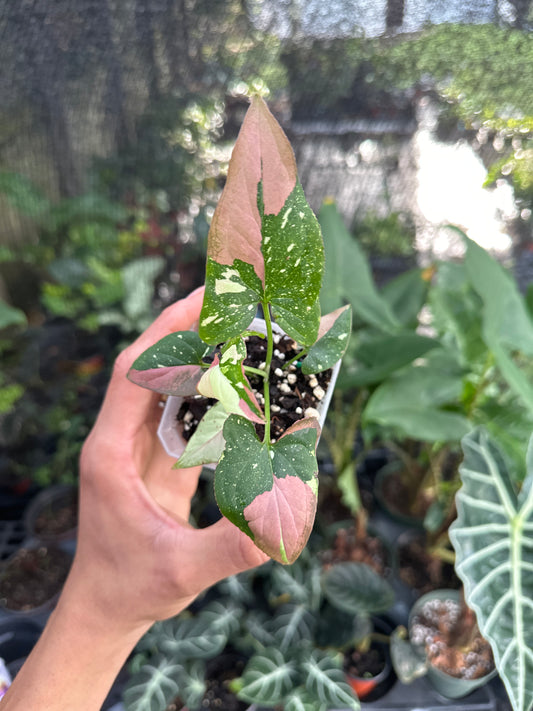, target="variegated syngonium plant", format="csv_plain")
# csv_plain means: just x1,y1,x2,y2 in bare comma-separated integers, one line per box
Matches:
128,96,352,565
